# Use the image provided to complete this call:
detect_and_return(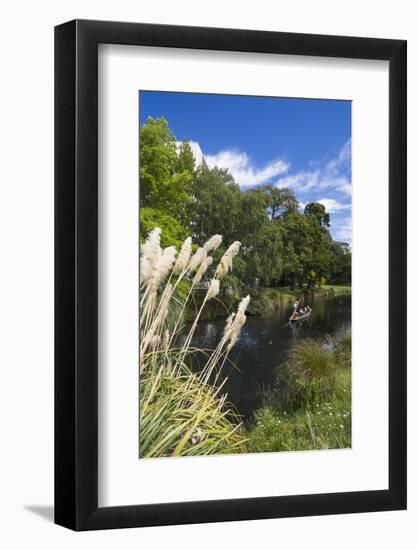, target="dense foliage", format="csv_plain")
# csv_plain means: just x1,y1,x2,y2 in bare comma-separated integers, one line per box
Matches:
140,116,351,291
